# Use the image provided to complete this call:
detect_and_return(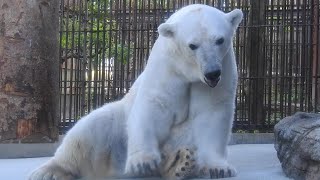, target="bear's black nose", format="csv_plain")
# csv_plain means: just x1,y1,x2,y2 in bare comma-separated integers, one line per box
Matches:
205,69,221,81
